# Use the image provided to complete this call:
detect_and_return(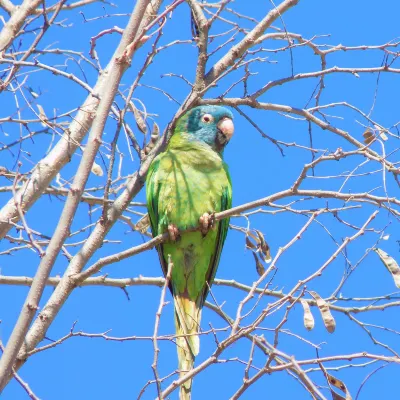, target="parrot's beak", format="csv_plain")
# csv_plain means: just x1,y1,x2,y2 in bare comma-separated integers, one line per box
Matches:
217,117,234,140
